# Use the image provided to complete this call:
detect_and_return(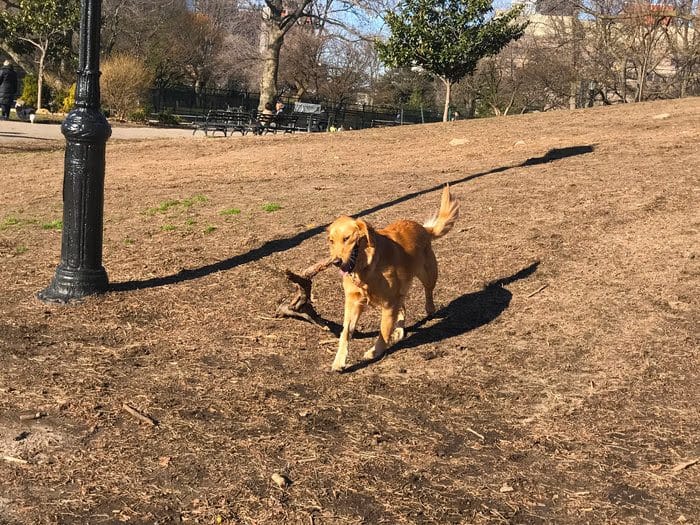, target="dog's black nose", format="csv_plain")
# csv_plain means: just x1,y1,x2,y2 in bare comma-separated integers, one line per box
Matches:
332,258,343,267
